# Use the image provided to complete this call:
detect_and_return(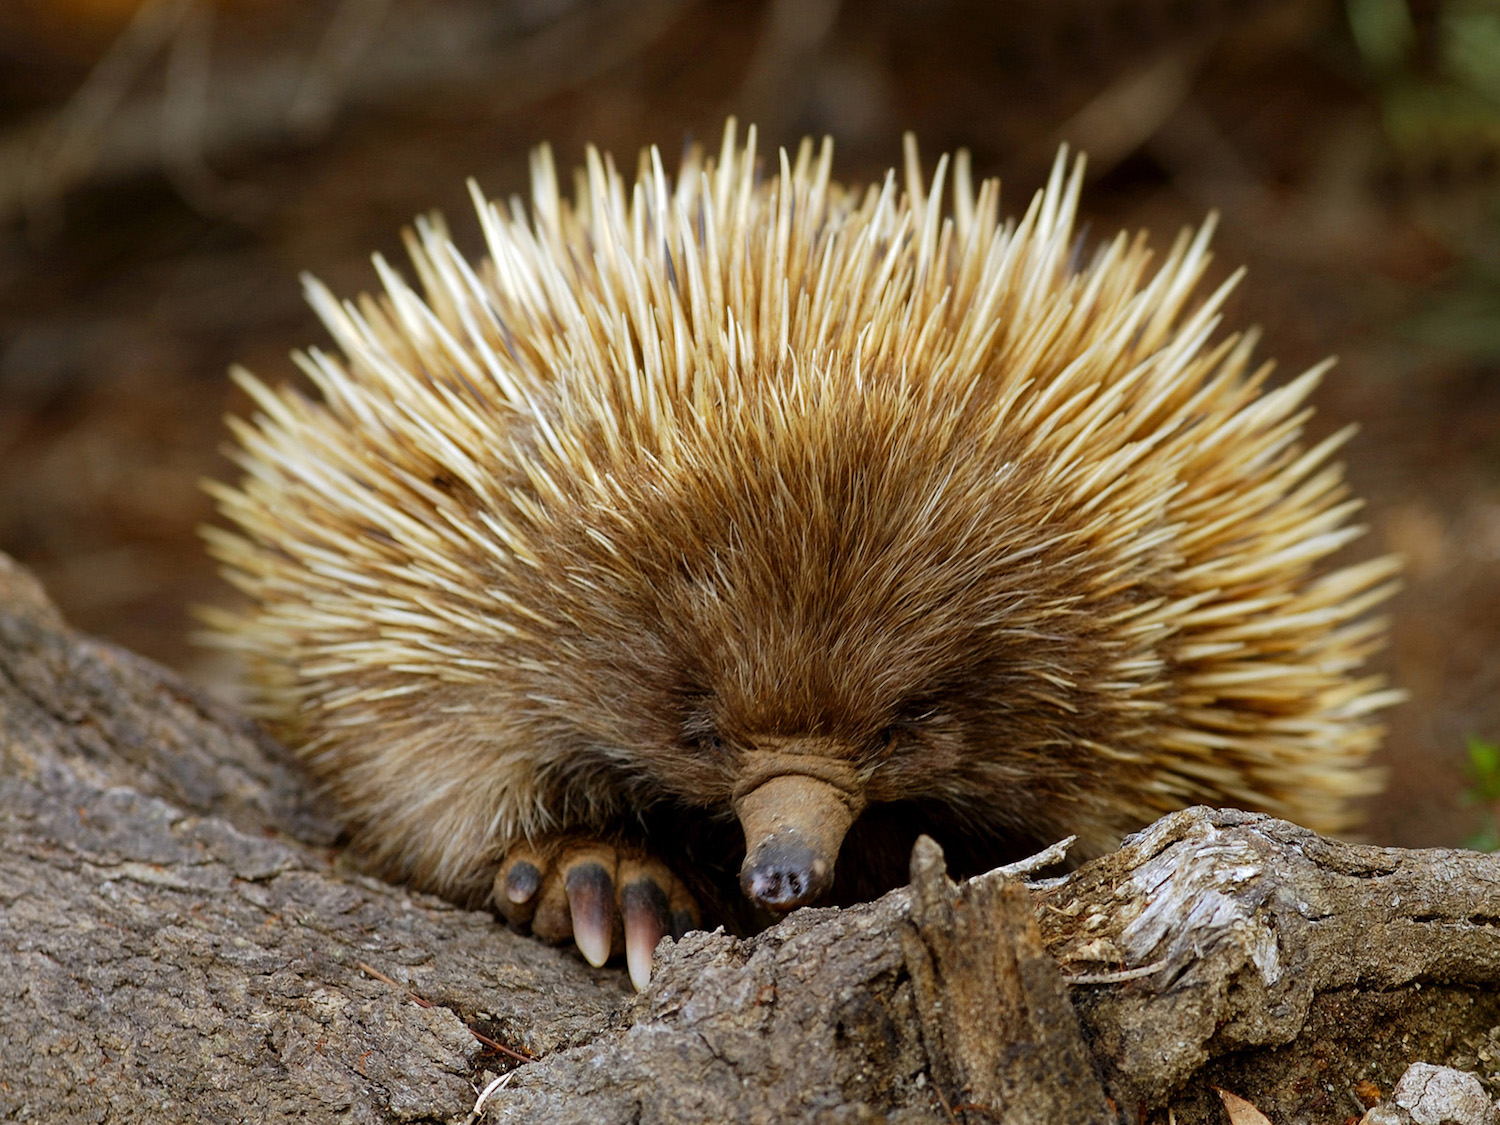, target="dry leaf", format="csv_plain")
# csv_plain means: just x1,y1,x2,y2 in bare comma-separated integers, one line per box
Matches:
1215,1087,1274,1125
